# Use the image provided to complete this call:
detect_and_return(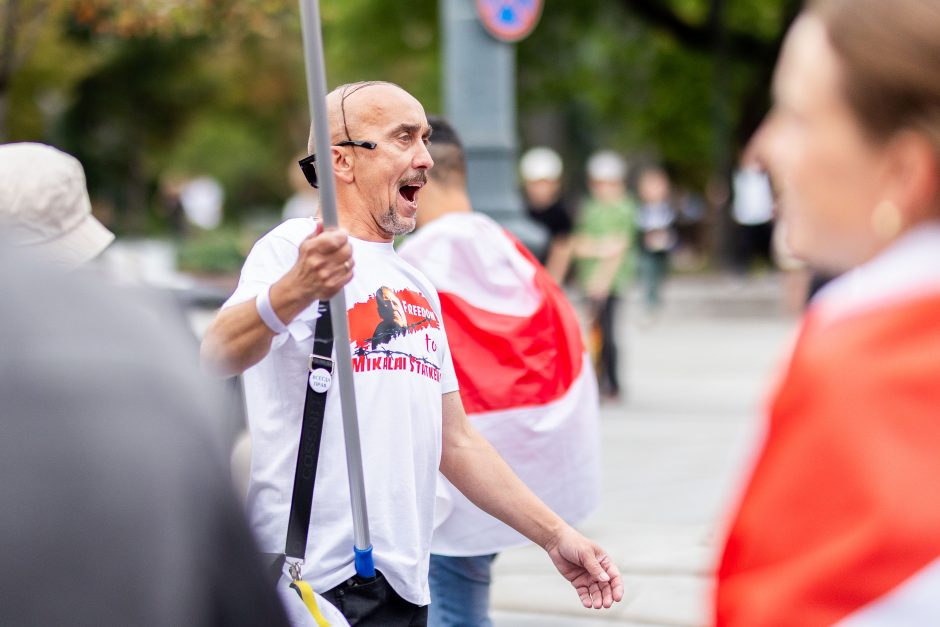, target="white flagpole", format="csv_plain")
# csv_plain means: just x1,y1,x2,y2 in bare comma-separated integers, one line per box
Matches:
298,0,374,578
